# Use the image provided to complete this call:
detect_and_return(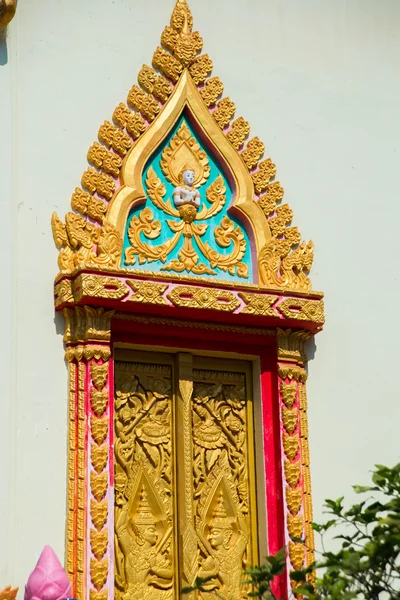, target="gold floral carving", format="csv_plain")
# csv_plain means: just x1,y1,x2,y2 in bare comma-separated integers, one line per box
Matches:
113,105,146,140
72,274,129,302
277,329,310,365
91,472,108,501
238,292,276,316
81,168,115,201
127,85,160,122
114,361,174,600
71,188,107,224
188,54,213,84
89,358,110,599
241,137,265,170
90,591,108,600
124,122,248,278
91,500,108,531
65,346,111,363
278,328,315,576
168,285,240,312
282,407,298,435
90,558,108,591
226,117,250,150
88,142,122,178
90,529,108,560
91,389,108,417
91,417,108,446
192,369,254,599
160,121,210,187
0,587,18,600
199,76,224,107
126,280,168,305
55,278,73,307
278,298,325,324
213,97,236,130
99,121,133,156
91,363,109,391
91,445,108,473
63,307,114,345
